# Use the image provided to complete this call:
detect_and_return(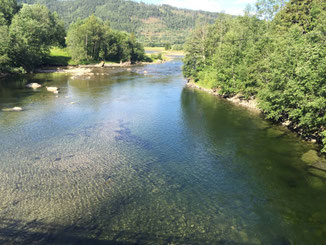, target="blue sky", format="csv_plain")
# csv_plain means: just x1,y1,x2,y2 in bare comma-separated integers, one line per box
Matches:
135,0,257,15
